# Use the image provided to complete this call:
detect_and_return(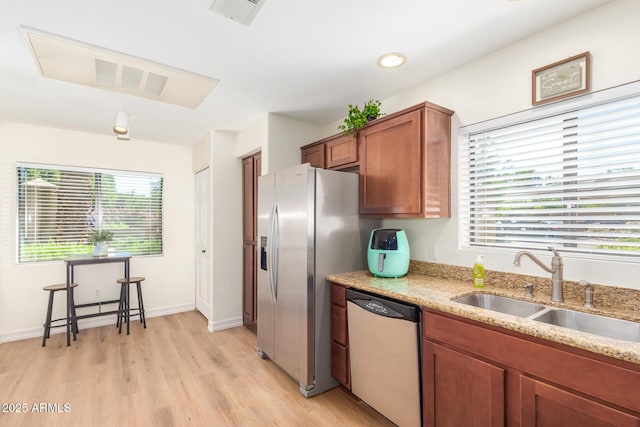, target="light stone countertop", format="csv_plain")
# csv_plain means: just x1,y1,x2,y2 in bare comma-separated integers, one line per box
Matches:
326,269,640,366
